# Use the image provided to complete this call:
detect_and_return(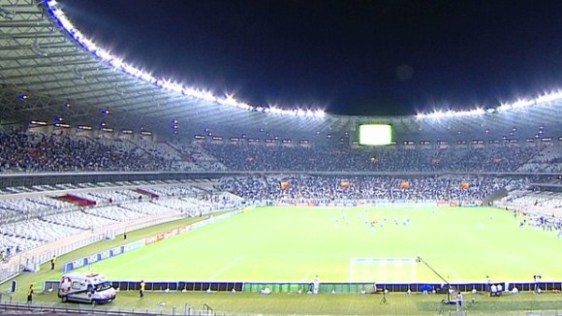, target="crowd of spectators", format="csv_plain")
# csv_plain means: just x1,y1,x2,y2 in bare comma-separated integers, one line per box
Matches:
517,145,562,173
0,130,178,173
218,175,519,205
0,128,552,173
497,189,562,235
203,143,538,172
